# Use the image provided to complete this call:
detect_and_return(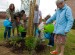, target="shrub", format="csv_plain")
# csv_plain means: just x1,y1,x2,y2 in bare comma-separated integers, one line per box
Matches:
5,36,47,54
35,43,46,53
25,37,37,51
6,37,25,52
35,39,47,53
